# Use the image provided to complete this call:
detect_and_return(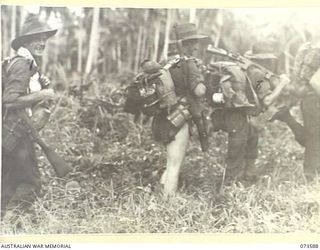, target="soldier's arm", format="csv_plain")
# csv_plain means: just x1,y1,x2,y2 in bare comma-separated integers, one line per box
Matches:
3,59,54,109
248,67,289,107
262,74,290,107
187,59,206,97
5,89,54,109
